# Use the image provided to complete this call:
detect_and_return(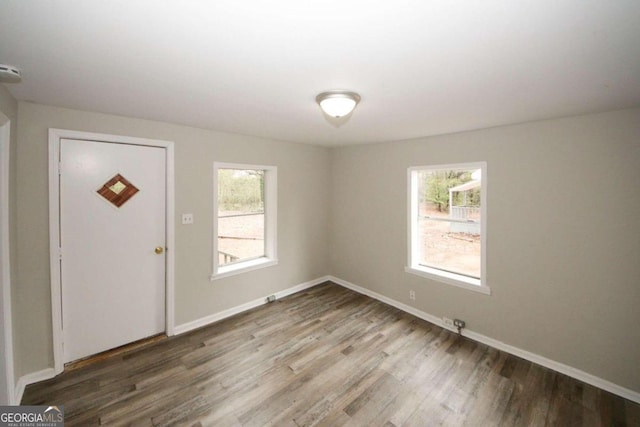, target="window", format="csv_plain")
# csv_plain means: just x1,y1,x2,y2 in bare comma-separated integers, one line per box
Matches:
406,162,489,294
212,162,277,280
